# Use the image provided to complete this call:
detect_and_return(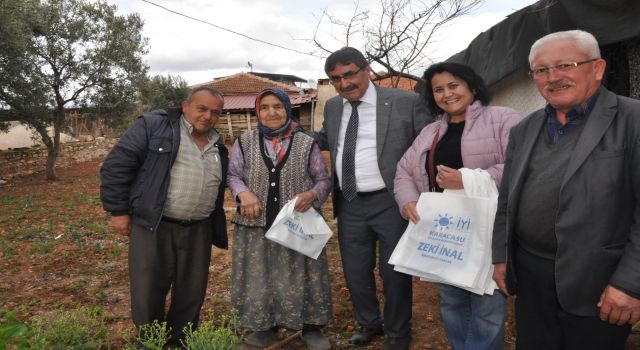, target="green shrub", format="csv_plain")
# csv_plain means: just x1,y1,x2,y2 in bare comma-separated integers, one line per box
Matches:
180,311,240,350
28,306,106,349
124,320,168,350
0,308,29,349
